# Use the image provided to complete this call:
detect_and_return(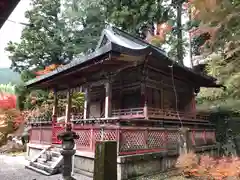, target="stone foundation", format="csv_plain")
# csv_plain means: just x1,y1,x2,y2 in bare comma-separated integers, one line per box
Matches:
26,143,49,160
26,143,218,180
73,151,178,180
